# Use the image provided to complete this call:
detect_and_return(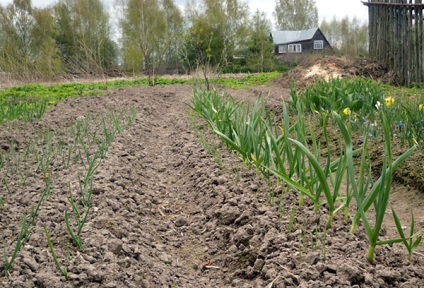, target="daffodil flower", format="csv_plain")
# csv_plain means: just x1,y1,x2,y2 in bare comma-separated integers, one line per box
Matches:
385,96,395,107
343,107,351,115
419,104,424,111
